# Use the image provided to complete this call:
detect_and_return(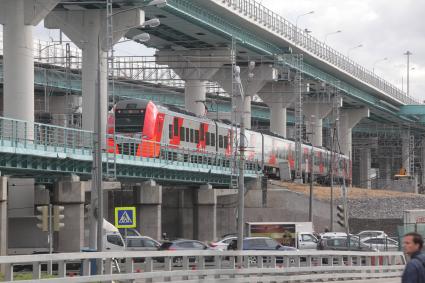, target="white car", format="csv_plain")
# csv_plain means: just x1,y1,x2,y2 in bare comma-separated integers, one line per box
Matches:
357,230,388,239
361,237,399,251
320,232,350,239
209,236,237,251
